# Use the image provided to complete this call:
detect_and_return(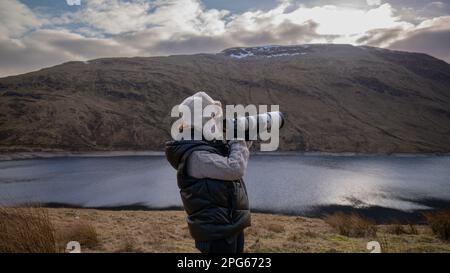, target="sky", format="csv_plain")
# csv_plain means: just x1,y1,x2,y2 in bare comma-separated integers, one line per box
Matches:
0,0,449,77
